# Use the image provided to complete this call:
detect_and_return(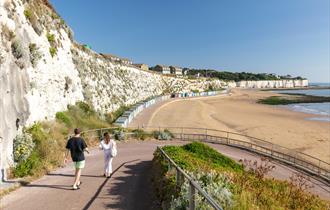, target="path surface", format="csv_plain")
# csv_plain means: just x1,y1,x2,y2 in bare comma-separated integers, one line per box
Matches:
1,141,172,210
